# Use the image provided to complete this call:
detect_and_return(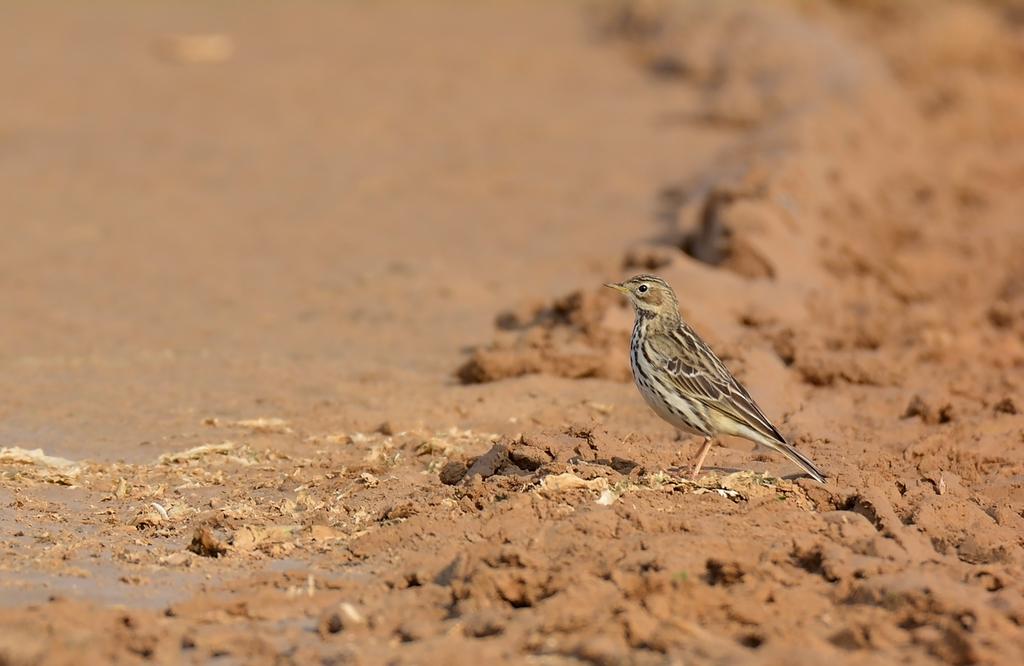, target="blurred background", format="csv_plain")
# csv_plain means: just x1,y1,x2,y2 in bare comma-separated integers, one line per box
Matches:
0,1,736,459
